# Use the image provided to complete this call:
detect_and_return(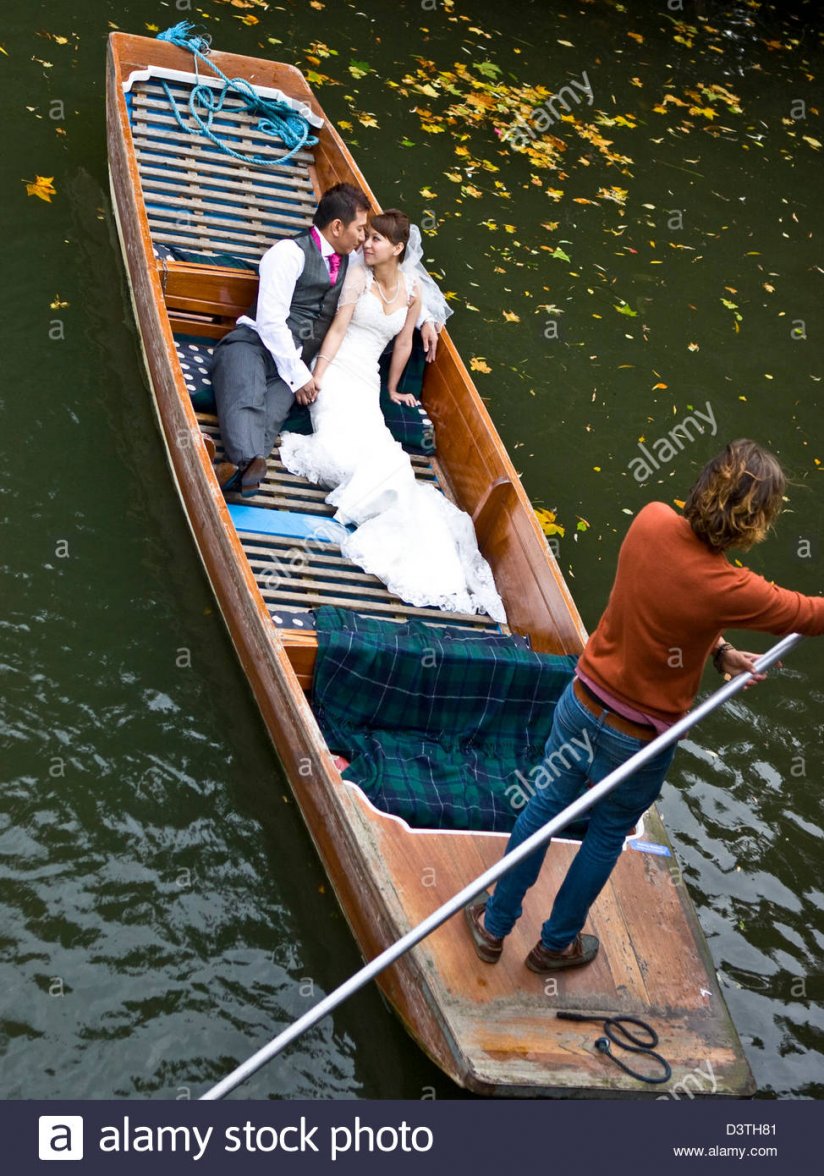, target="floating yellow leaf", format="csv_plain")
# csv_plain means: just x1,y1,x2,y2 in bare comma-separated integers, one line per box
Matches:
687,342,699,351
24,175,56,202
503,310,520,322
535,508,565,538
145,23,159,32
673,498,686,509
652,382,669,390
803,136,821,150
50,294,69,309
305,70,334,86
444,169,462,182
470,357,492,373
598,186,628,205
419,186,437,199
357,112,379,128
